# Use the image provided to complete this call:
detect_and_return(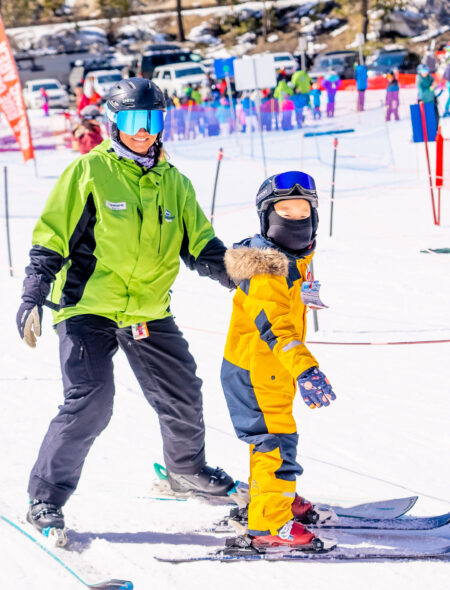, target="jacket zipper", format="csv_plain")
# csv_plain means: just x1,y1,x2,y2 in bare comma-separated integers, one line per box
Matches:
158,205,163,253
